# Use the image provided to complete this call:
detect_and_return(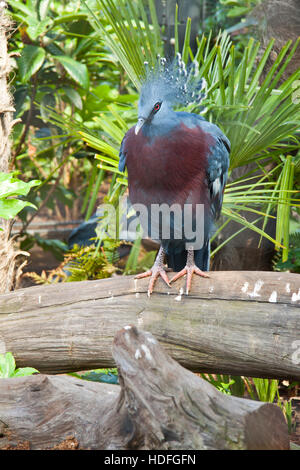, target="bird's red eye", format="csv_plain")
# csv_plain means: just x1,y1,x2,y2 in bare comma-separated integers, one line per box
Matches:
154,102,161,112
